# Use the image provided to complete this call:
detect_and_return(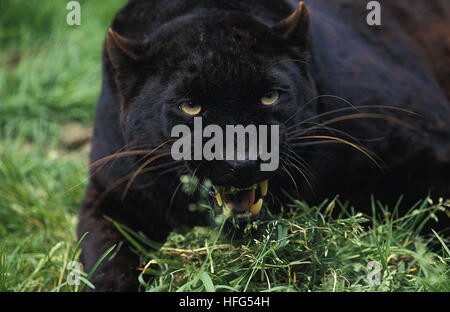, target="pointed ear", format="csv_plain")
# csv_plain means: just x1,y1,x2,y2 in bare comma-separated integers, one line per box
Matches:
106,28,150,68
272,2,310,47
